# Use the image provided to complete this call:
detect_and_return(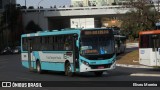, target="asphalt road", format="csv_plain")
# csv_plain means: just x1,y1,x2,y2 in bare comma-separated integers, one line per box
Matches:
0,54,160,81
0,49,160,90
